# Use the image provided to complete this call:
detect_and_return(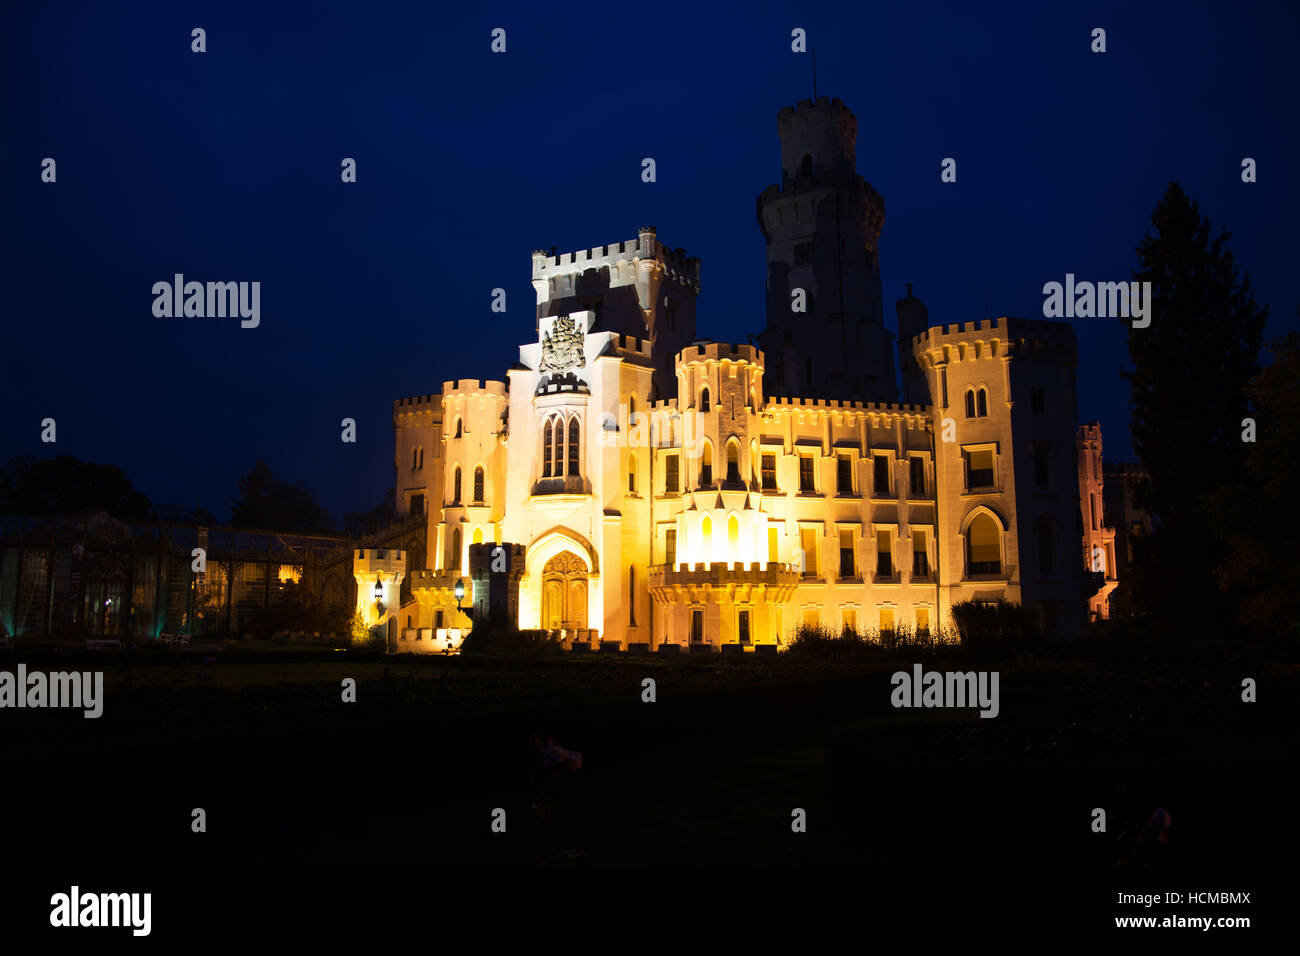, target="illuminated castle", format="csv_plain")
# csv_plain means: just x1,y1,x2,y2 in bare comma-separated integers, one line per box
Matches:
372,97,1106,651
